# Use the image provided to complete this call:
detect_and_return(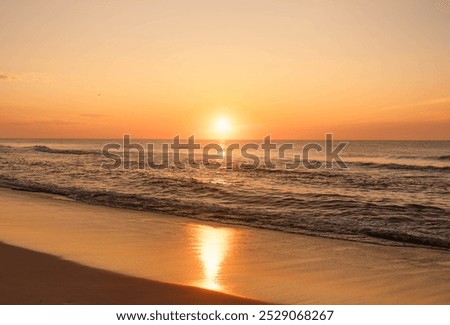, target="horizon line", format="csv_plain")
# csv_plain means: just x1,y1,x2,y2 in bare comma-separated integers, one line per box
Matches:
1,137,449,142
